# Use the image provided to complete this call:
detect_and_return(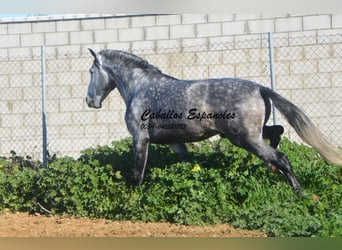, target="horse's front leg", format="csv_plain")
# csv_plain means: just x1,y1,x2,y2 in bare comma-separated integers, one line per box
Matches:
133,134,150,186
